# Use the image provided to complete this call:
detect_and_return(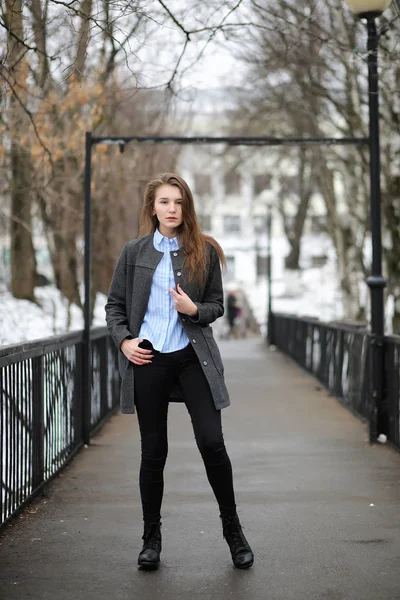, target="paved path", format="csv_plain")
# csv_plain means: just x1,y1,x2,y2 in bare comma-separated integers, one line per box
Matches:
1,338,400,600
